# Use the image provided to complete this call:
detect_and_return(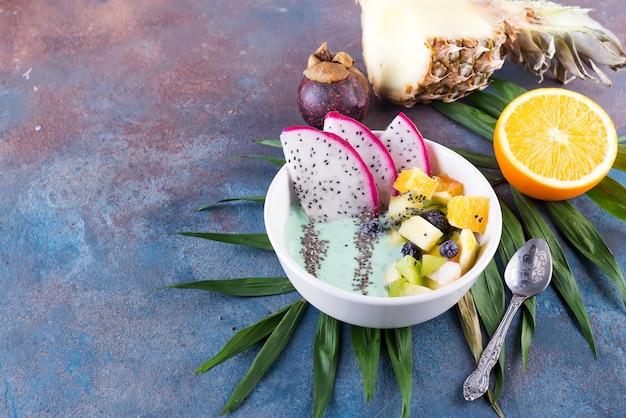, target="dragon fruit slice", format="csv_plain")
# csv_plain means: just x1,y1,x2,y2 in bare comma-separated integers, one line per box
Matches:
280,126,379,223
323,111,397,212
379,112,431,175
